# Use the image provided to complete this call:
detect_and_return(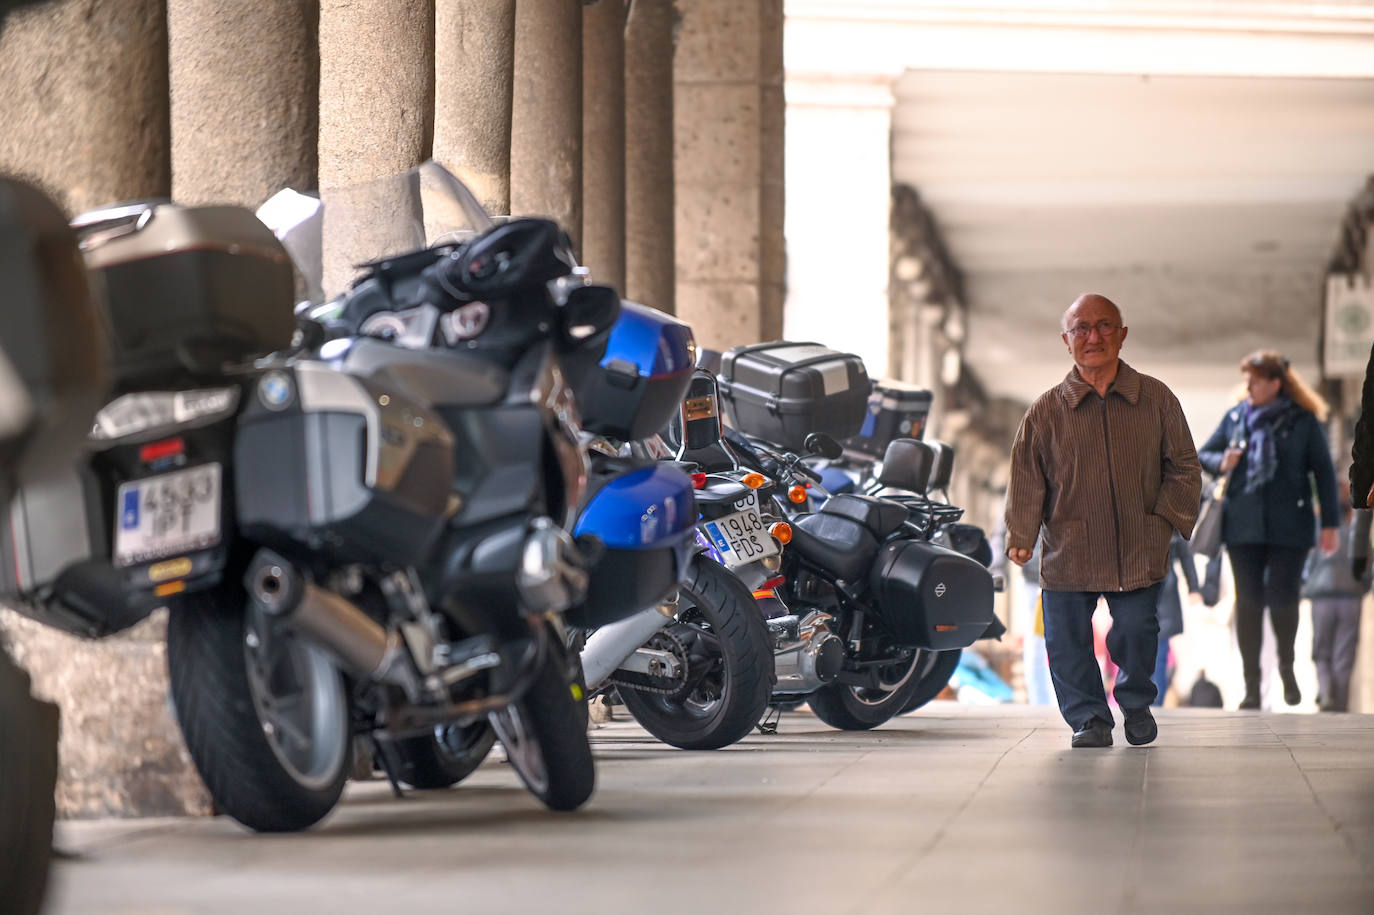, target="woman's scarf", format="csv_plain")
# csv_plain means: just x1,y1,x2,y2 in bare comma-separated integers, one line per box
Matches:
1242,395,1293,494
